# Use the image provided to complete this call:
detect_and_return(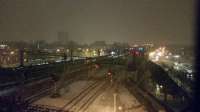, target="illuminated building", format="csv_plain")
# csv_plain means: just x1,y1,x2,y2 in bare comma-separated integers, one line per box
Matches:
0,44,19,67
